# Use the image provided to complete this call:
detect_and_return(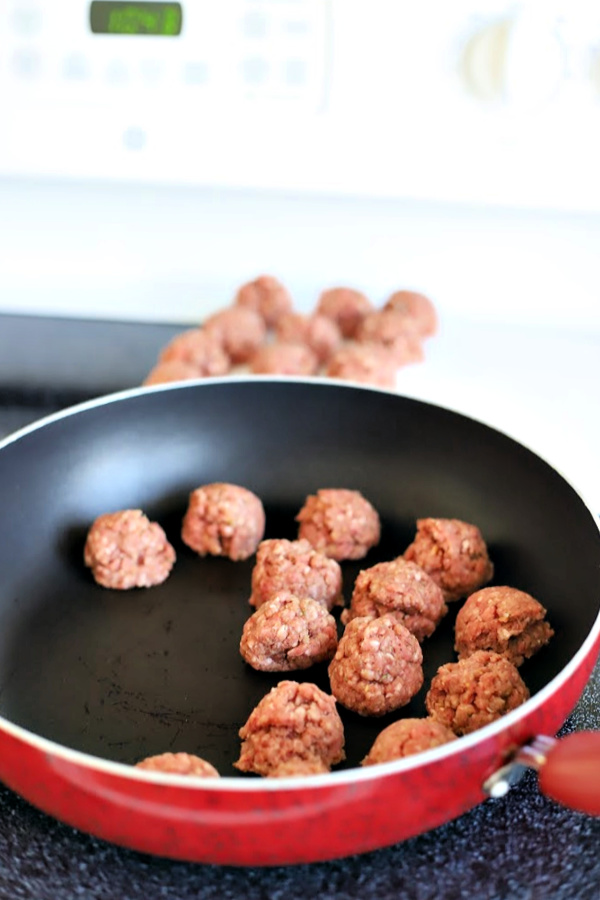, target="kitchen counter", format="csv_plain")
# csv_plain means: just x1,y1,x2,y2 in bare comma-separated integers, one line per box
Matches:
0,312,598,900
